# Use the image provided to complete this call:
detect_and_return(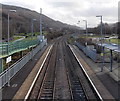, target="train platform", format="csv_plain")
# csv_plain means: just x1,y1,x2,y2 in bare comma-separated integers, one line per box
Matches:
70,44,119,99
13,44,53,99
1,45,48,100
2,40,119,100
